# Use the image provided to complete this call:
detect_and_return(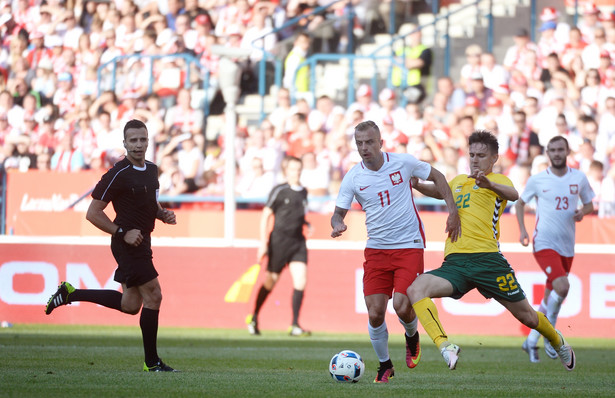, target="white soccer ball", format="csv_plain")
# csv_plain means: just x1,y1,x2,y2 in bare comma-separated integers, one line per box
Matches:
329,350,365,383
